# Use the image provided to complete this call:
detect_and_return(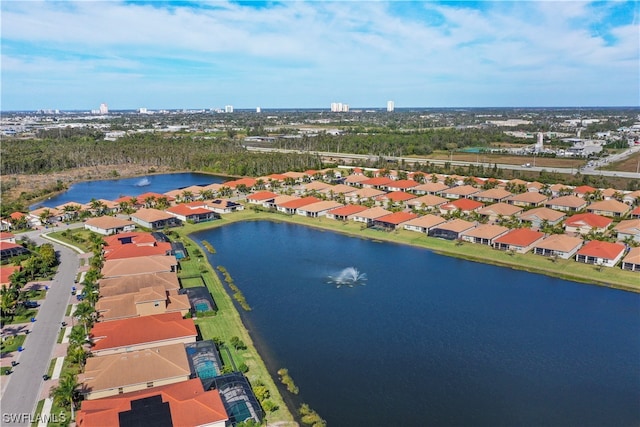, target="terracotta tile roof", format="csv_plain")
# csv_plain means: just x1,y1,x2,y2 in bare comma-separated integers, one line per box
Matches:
304,181,332,191
550,183,572,192
283,171,306,179
351,187,386,198
279,196,321,209
534,234,583,252
442,185,480,197
474,188,512,200
166,204,211,216
0,232,16,241
271,195,298,205
574,185,597,195
113,195,136,204
84,216,135,230
613,219,640,235
90,312,197,353
527,181,544,191
361,177,394,186
462,224,509,239
131,208,175,222
632,206,640,216
494,228,544,247
0,265,21,285
76,378,228,427
136,192,174,201
406,194,448,207
327,204,368,216
344,174,371,184
378,191,416,202
412,182,450,193
622,247,640,265
518,207,566,222
601,188,618,198
103,232,157,247
477,202,523,217
323,184,356,195
101,255,177,278
403,214,447,229
506,192,549,204
577,240,625,260
586,199,631,214
298,201,343,213
9,212,26,220
508,178,528,186
354,207,392,219
99,272,180,297
30,207,62,217
224,177,257,188
545,195,587,209
375,212,418,225
104,242,172,260
564,213,612,229
202,183,223,192
441,198,484,212
80,343,190,398
265,173,288,181
386,179,419,189
434,218,475,233
247,191,278,201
